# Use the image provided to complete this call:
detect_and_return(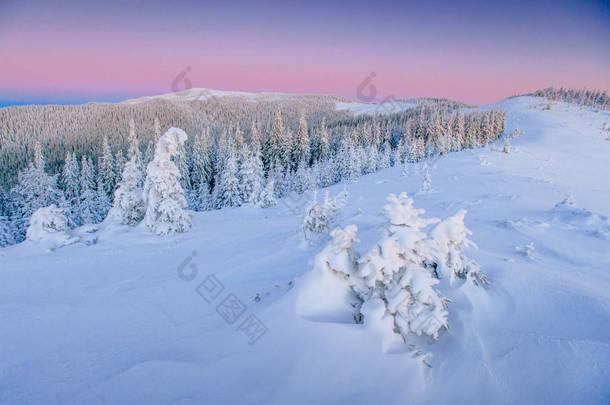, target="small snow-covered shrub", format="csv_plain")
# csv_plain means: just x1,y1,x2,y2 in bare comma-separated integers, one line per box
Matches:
503,137,511,153
301,192,330,239
26,205,78,249
257,180,277,208
301,190,348,242
429,209,488,286
26,205,69,241
421,168,432,193
298,192,486,345
358,193,447,339
555,193,576,208
516,242,535,258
